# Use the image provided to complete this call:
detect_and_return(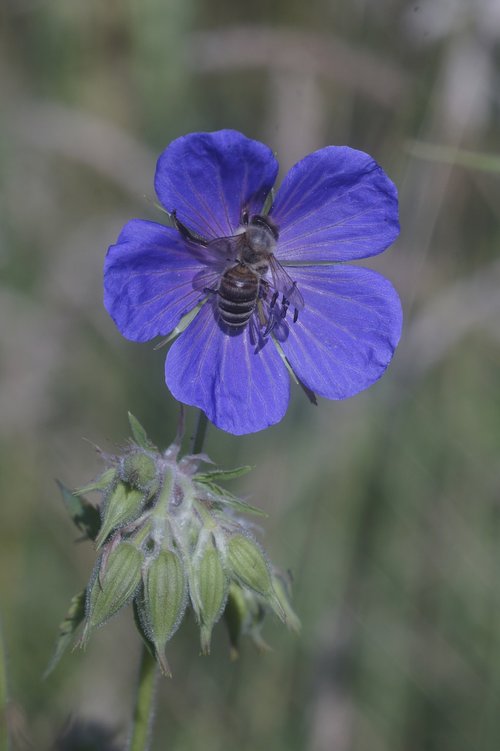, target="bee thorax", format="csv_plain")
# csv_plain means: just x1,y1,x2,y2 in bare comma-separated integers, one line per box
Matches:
244,225,275,254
